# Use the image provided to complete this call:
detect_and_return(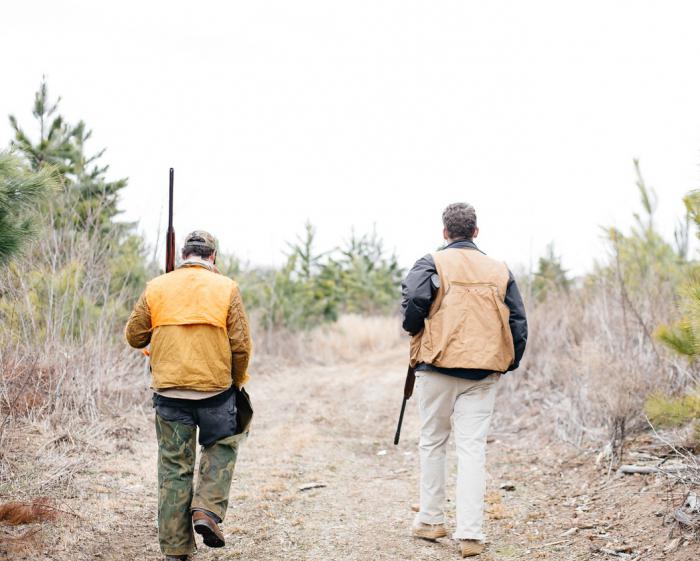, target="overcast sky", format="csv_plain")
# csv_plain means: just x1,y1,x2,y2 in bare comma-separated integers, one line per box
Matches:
2,1,700,275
